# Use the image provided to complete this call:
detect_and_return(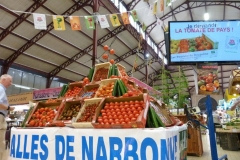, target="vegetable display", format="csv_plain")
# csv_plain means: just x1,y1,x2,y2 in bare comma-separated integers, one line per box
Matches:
64,86,82,97
97,100,145,125
76,103,99,122
93,67,109,82
57,104,81,120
